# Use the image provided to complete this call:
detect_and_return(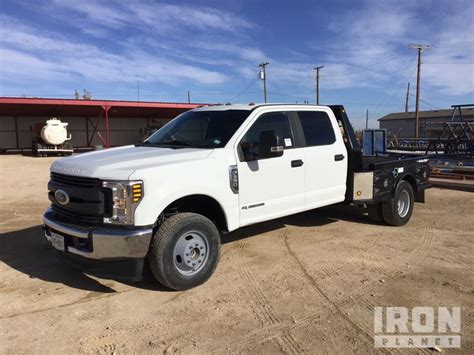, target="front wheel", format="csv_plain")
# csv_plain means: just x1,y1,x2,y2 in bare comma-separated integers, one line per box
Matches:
148,212,221,290
381,180,414,226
